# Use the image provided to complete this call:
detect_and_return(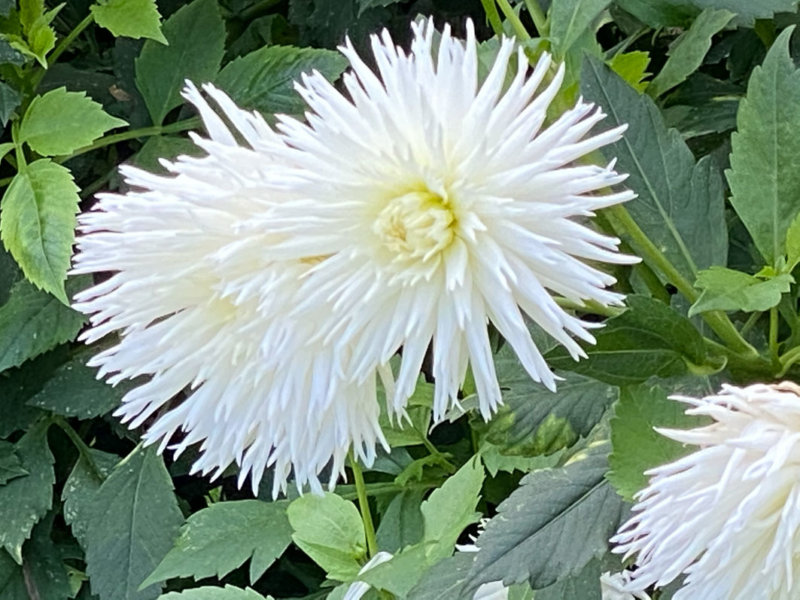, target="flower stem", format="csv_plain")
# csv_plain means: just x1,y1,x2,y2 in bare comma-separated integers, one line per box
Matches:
523,0,548,35
605,204,757,357
31,12,94,89
53,416,105,481
61,117,202,161
479,0,505,37
770,306,780,368
495,0,532,41
350,454,378,558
